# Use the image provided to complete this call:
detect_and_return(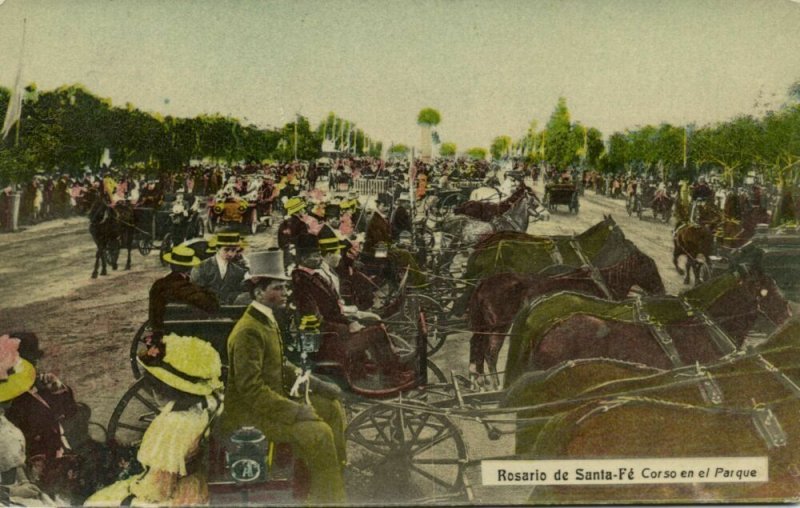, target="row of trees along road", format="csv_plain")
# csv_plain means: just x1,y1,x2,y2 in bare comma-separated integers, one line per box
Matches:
502,83,800,186
0,84,381,184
